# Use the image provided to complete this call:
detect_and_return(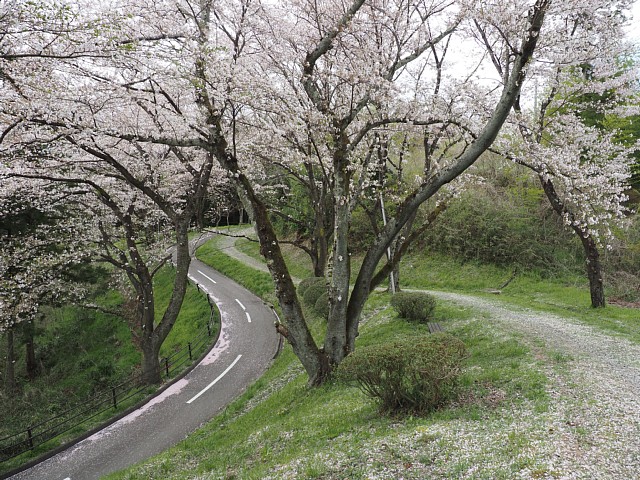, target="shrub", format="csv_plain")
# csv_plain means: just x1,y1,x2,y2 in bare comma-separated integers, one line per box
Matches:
390,292,436,323
302,280,327,307
419,185,584,274
337,333,467,414
314,292,330,319
297,276,325,297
